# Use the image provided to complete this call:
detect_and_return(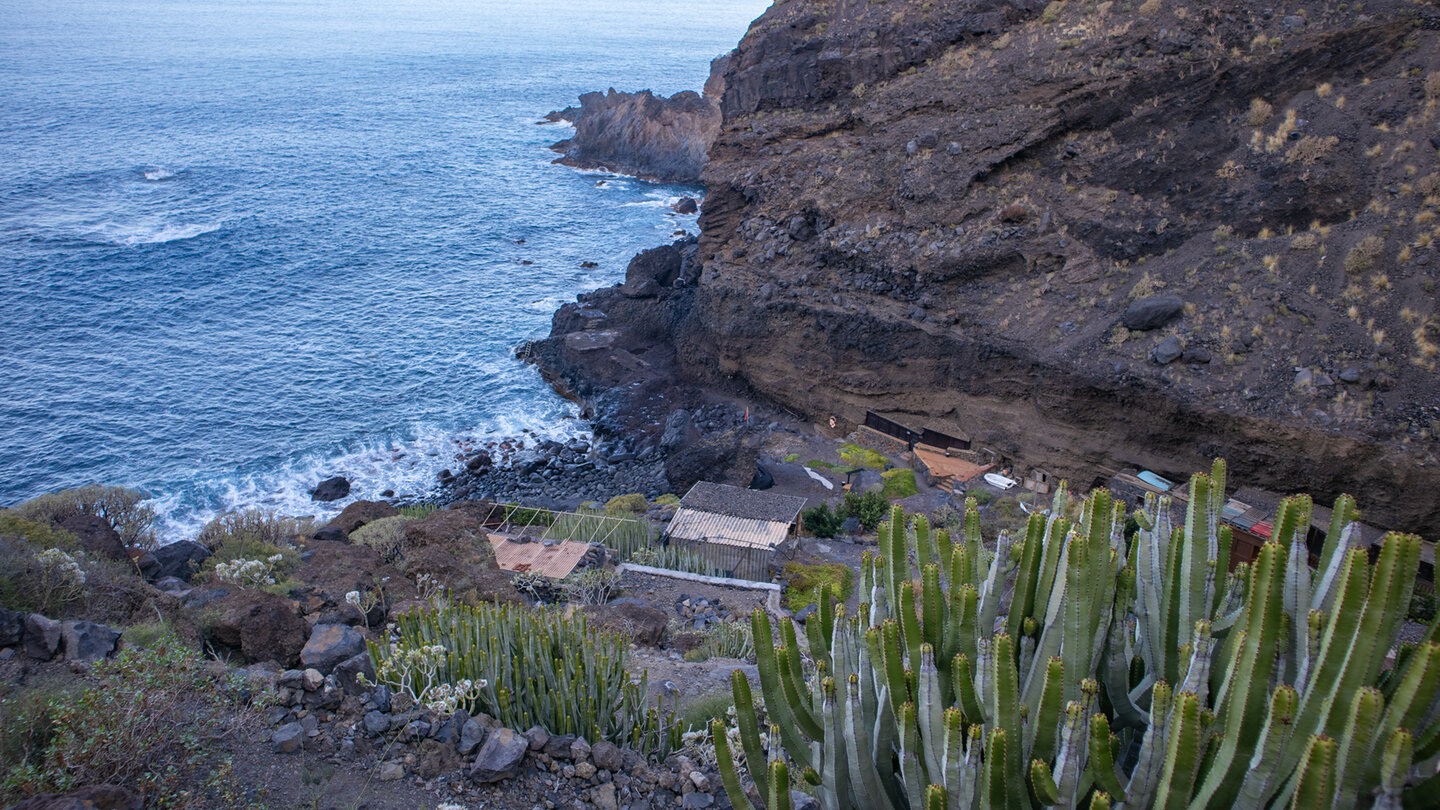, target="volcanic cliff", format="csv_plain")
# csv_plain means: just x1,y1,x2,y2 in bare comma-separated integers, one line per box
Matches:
535,0,1440,535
